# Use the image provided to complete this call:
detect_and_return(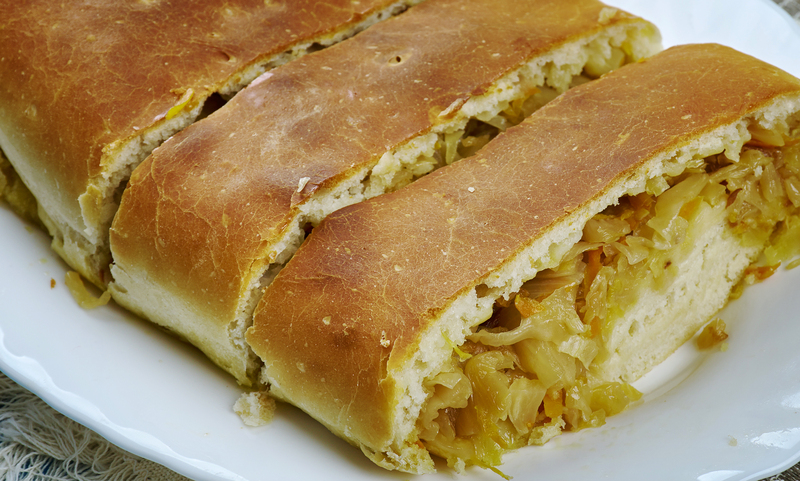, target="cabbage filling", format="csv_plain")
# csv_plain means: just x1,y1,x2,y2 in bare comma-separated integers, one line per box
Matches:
0,149,40,224
434,83,565,168
364,38,643,197
417,125,800,470
368,73,598,195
